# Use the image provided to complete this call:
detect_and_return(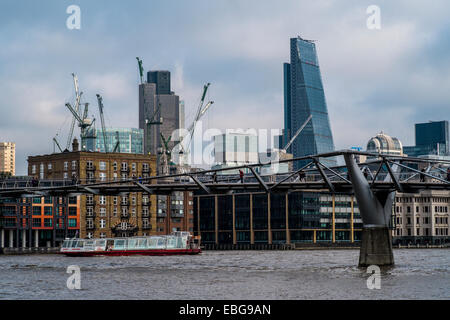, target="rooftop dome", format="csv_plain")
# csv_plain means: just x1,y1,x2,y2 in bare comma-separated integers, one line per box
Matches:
366,131,403,156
